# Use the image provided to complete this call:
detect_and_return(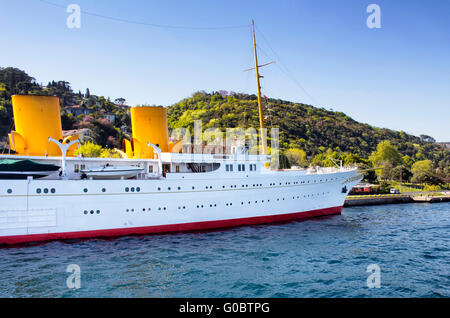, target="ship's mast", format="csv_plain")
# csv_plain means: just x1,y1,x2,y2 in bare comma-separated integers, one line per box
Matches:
252,20,268,155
